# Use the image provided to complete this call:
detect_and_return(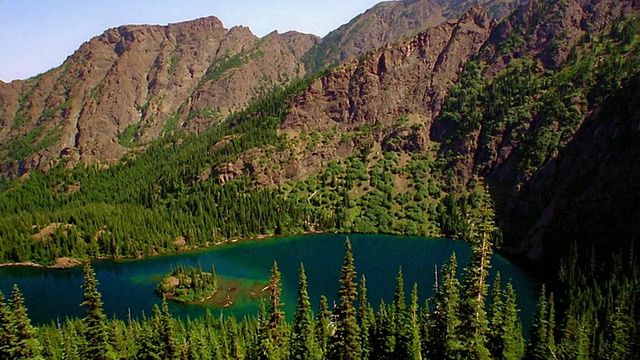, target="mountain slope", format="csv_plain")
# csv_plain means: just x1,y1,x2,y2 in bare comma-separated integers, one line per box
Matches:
0,0,637,269
0,17,318,177
303,0,525,73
